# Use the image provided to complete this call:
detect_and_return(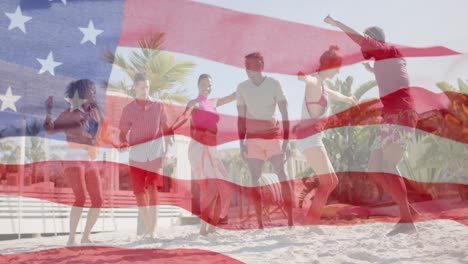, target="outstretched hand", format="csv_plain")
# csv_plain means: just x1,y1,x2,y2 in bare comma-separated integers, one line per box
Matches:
324,15,337,26
119,142,130,153
44,96,54,130
45,96,53,115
